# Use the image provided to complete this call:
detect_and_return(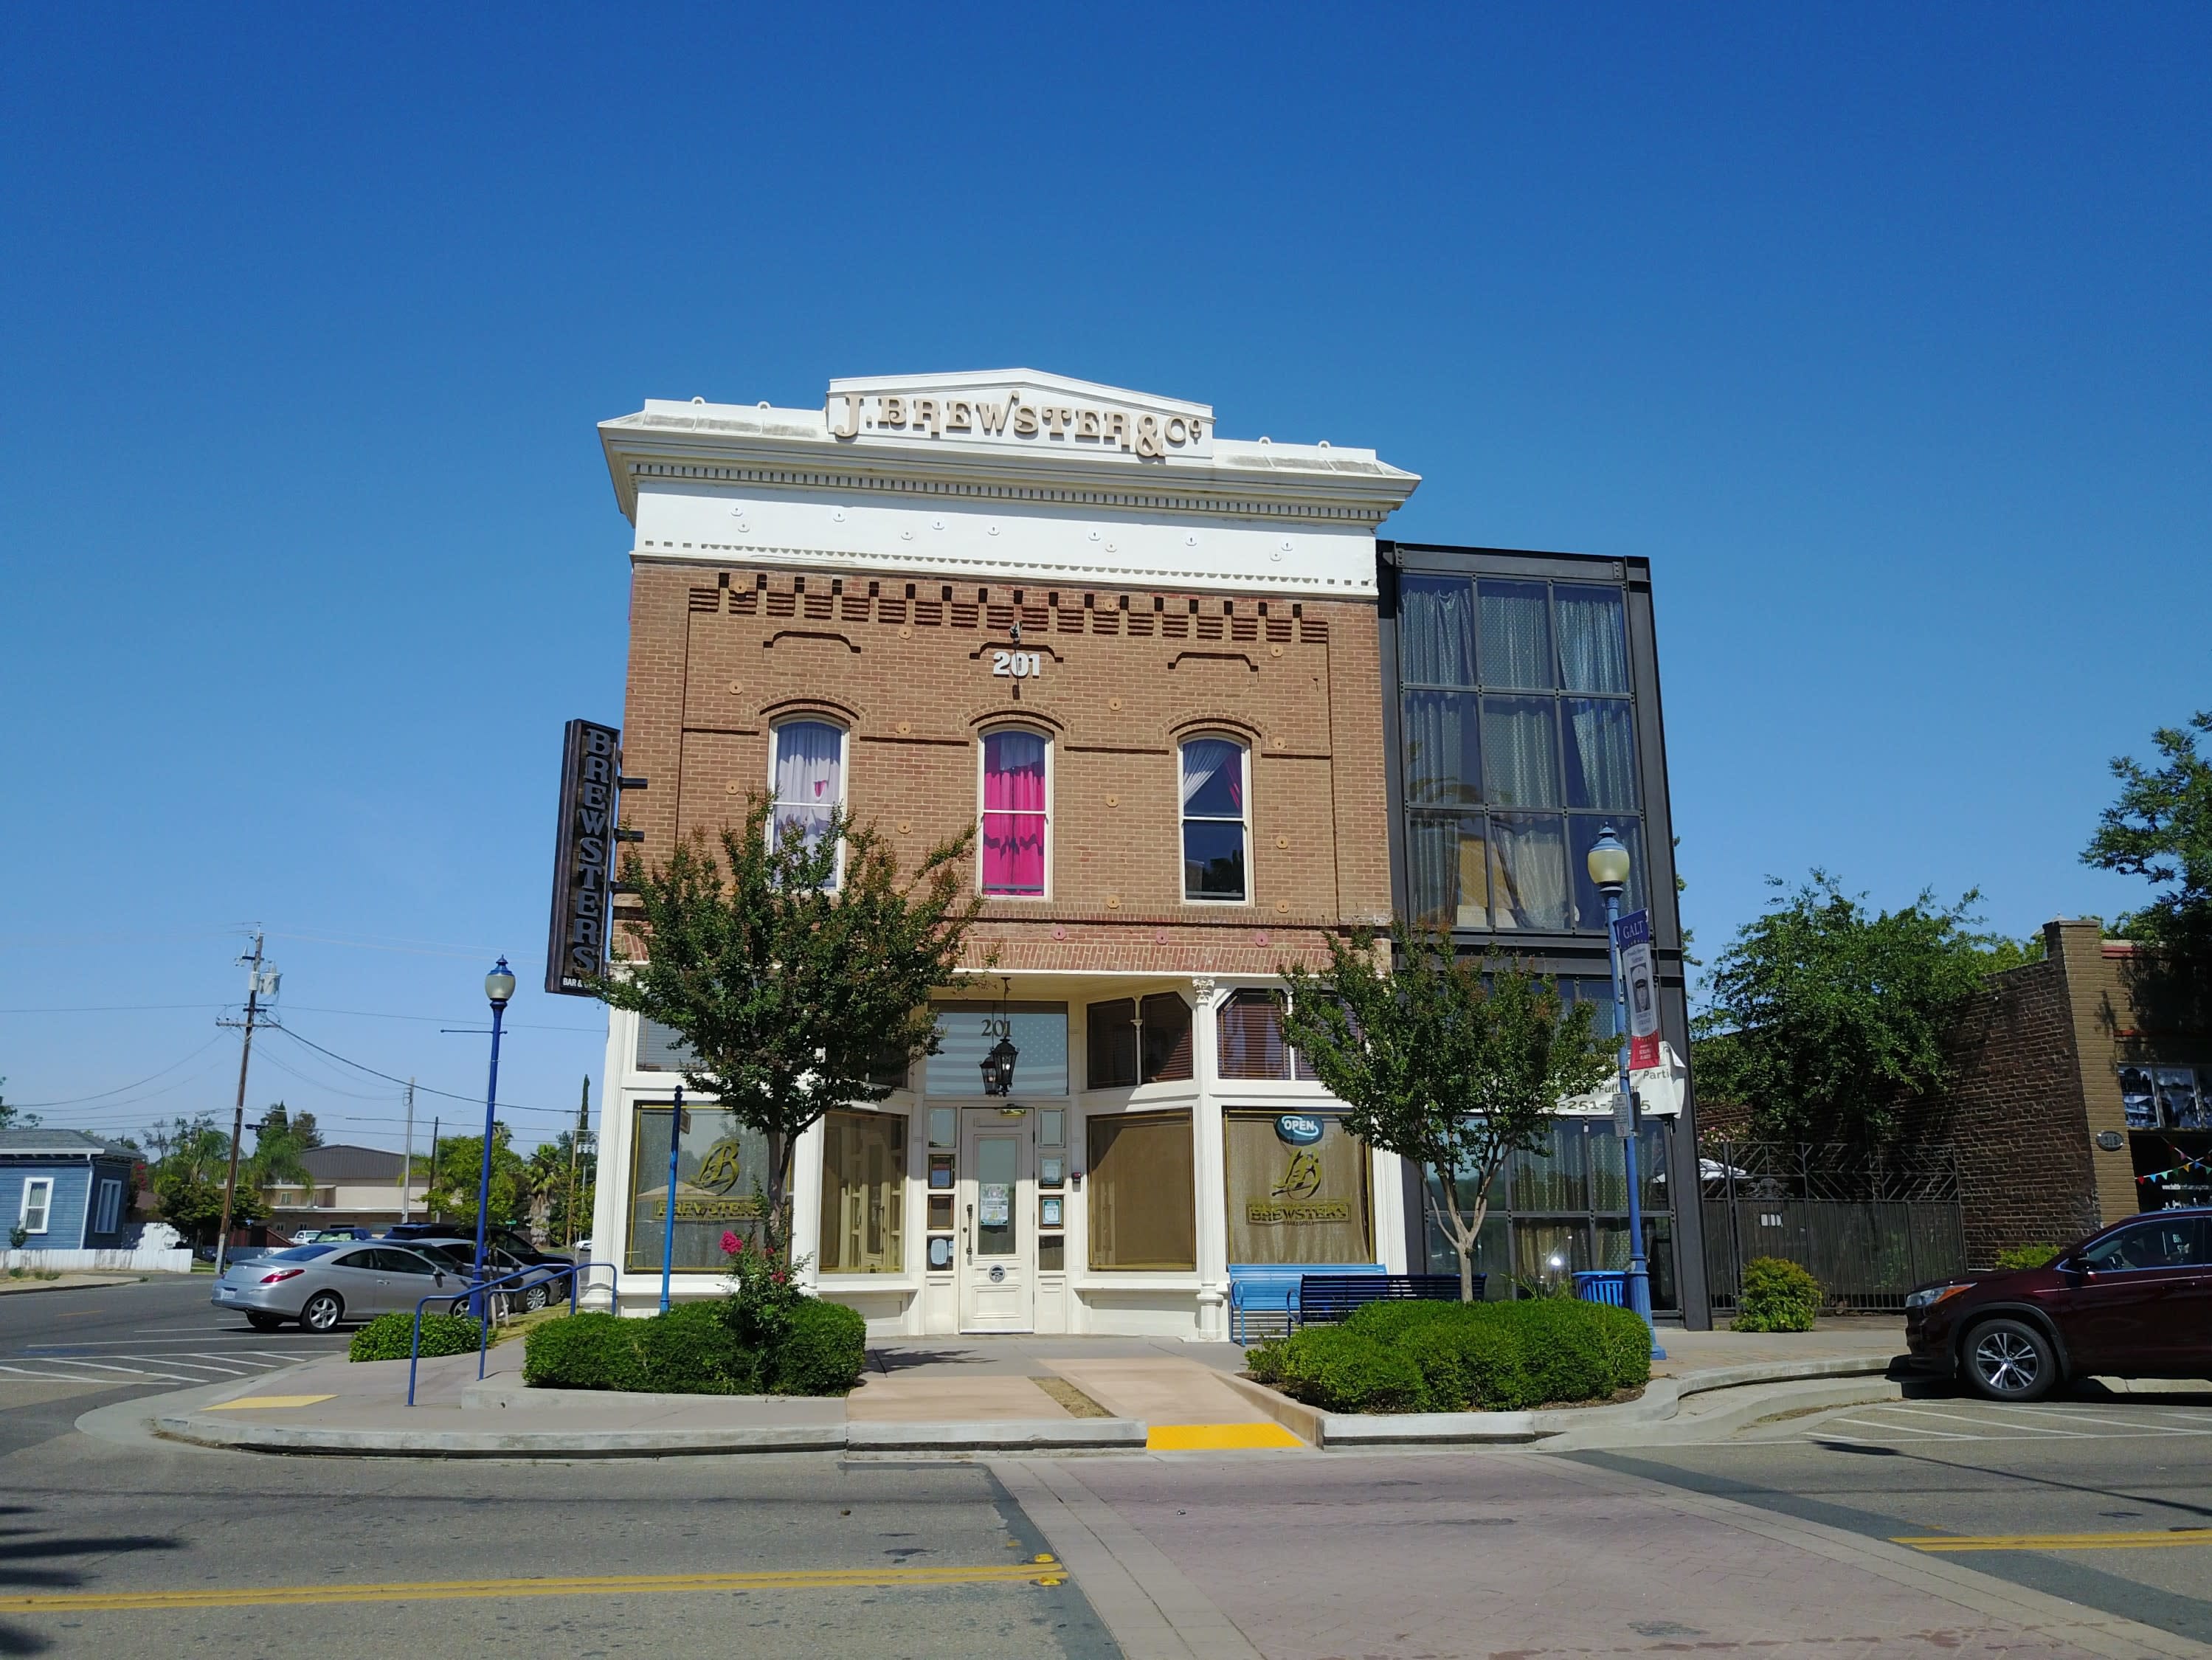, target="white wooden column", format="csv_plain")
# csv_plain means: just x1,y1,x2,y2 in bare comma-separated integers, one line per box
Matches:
789,1118,826,1295
1189,976,1229,1341
584,1011,632,1313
